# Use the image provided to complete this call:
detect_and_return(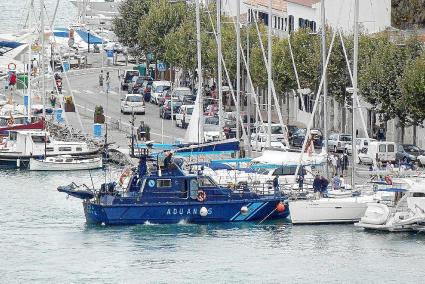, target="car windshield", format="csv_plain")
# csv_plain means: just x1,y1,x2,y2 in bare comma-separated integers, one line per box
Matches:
205,117,219,125
136,77,144,84
186,107,194,115
125,71,139,80
126,96,143,102
271,125,283,134
405,145,420,152
175,90,191,97
340,135,352,141
155,85,170,93
225,120,236,128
